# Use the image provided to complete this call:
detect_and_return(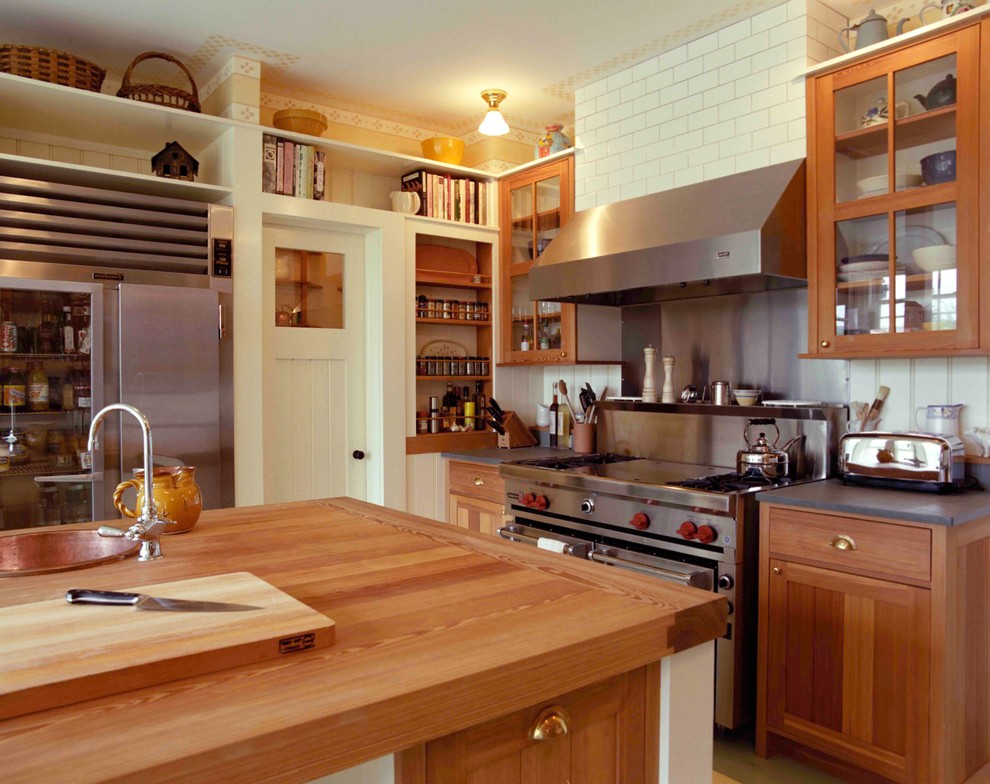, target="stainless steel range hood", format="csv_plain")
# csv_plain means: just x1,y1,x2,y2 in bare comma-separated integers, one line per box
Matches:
529,159,806,305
